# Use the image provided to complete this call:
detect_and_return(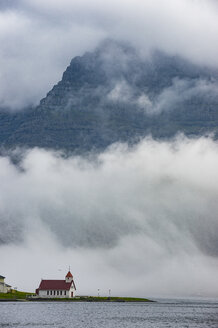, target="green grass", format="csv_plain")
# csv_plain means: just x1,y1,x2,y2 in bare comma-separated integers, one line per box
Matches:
75,296,152,302
0,290,32,300
28,296,153,302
